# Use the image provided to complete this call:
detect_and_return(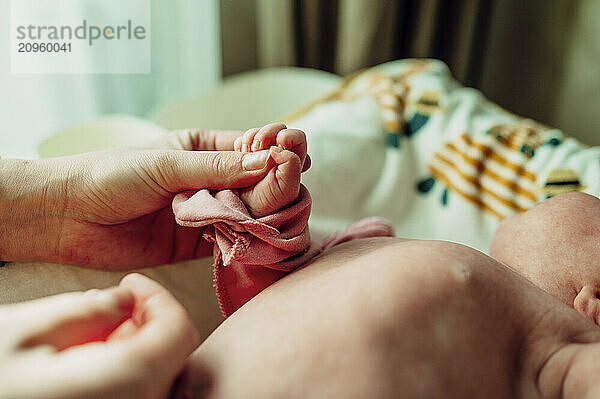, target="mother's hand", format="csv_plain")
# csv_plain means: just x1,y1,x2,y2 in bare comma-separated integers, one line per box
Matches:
0,274,198,399
0,129,272,268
